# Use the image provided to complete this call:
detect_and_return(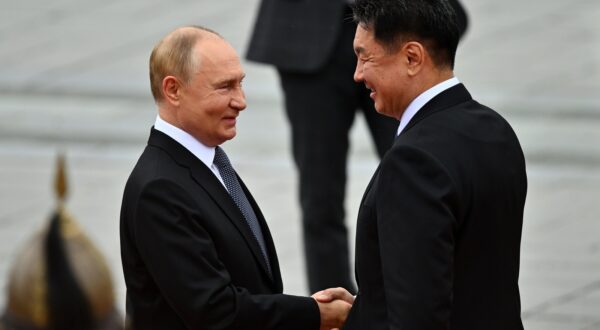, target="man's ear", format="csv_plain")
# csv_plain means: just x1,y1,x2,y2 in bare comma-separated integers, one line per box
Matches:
403,41,425,76
162,76,181,106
